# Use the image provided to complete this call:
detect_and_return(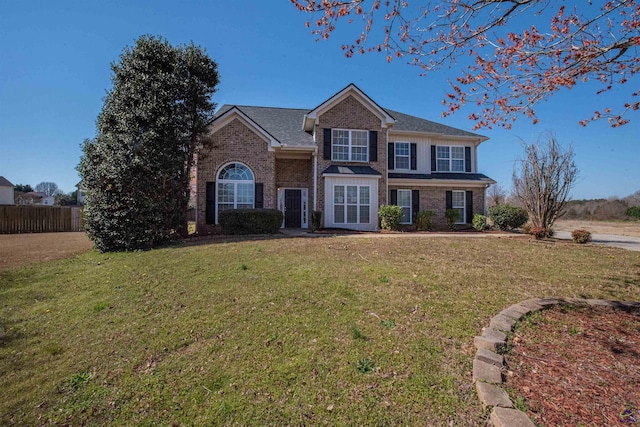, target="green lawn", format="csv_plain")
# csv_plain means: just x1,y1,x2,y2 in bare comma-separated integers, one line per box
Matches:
1,236,639,426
